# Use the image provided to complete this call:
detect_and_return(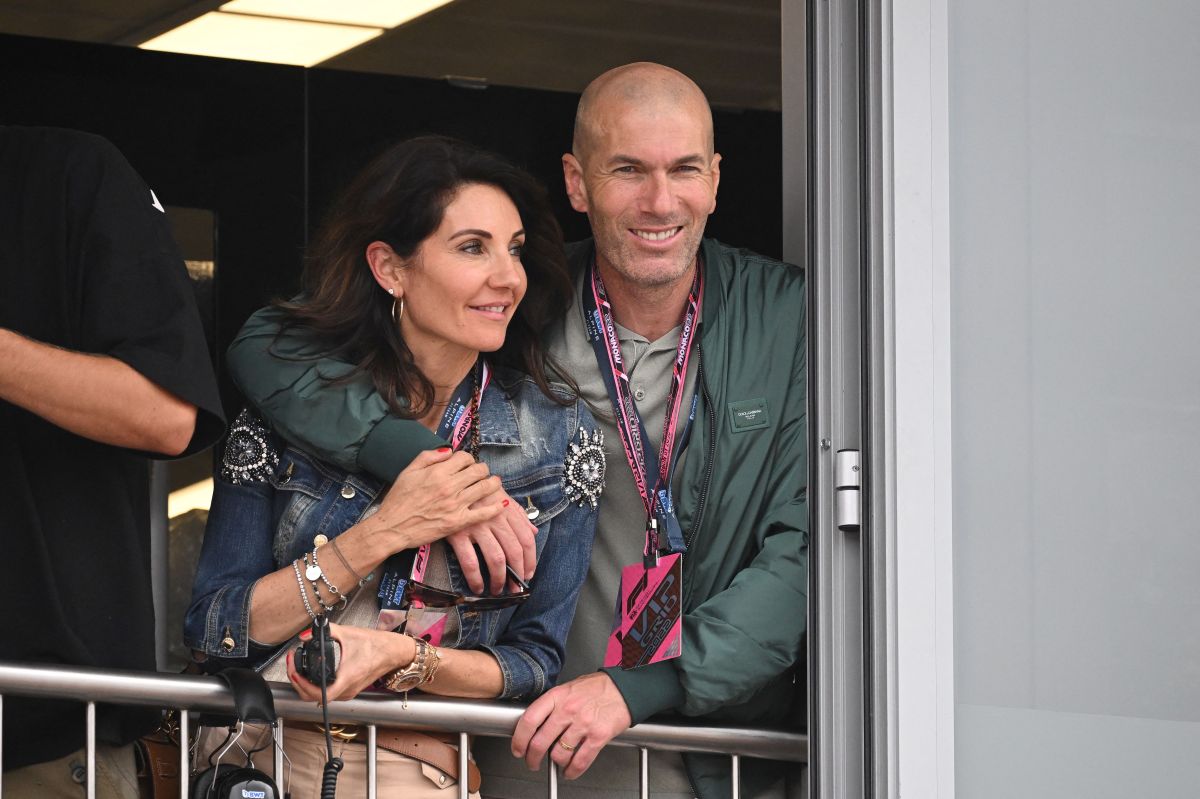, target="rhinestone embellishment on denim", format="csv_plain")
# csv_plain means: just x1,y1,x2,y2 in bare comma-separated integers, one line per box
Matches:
563,427,606,509
220,408,279,484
